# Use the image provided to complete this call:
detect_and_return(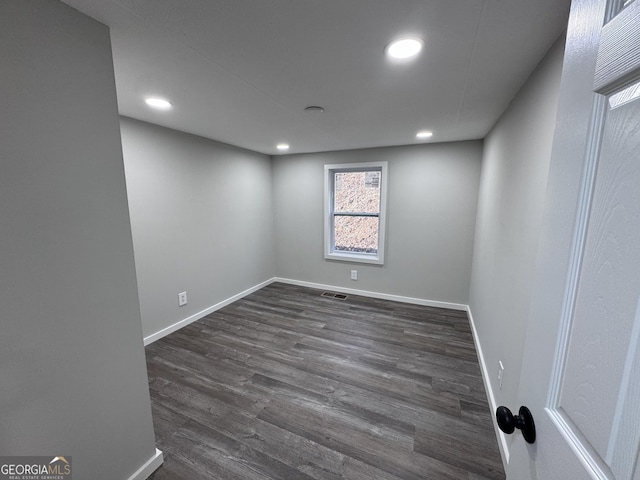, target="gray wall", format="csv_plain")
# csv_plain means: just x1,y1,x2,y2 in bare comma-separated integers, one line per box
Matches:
273,142,482,304
120,118,275,340
0,1,158,479
468,37,565,433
